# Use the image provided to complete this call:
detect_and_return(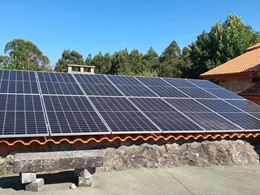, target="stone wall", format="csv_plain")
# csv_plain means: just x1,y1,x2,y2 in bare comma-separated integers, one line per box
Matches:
100,140,259,171
0,140,259,174
219,78,255,94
